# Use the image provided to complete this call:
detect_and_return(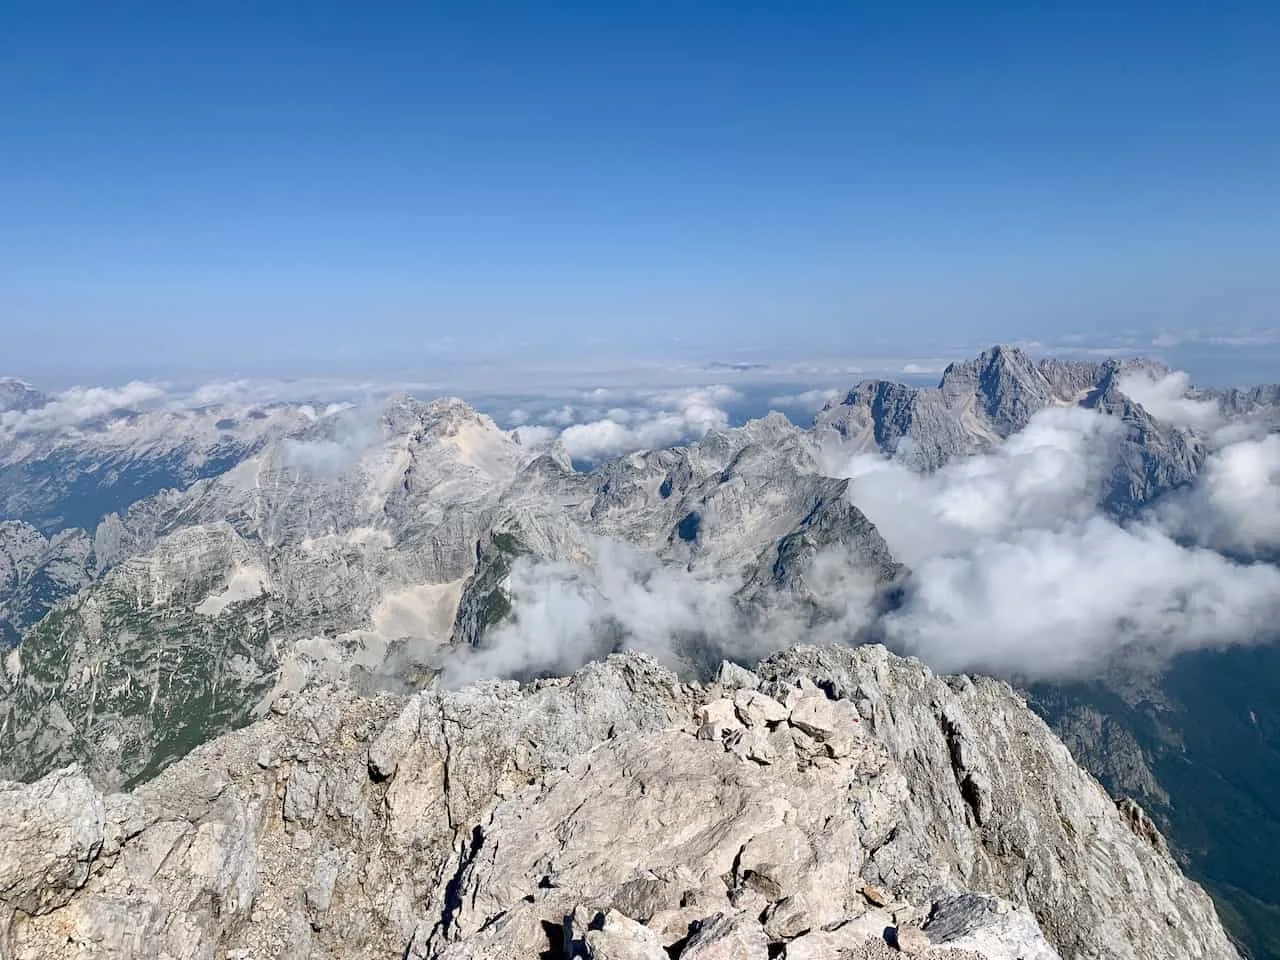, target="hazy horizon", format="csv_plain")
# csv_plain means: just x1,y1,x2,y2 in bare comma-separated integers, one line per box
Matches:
4,3,1278,384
